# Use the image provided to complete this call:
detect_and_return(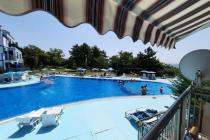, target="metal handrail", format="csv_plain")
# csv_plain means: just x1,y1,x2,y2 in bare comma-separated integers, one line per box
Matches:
141,84,192,140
